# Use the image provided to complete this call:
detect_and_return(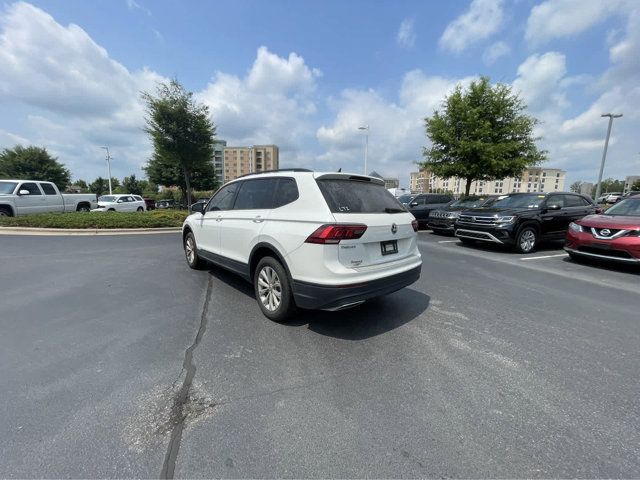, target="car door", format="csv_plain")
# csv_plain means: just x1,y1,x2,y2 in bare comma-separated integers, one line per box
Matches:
218,178,278,265
14,182,45,215
39,182,64,212
197,182,240,254
562,194,591,227
541,194,565,236
408,195,428,220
